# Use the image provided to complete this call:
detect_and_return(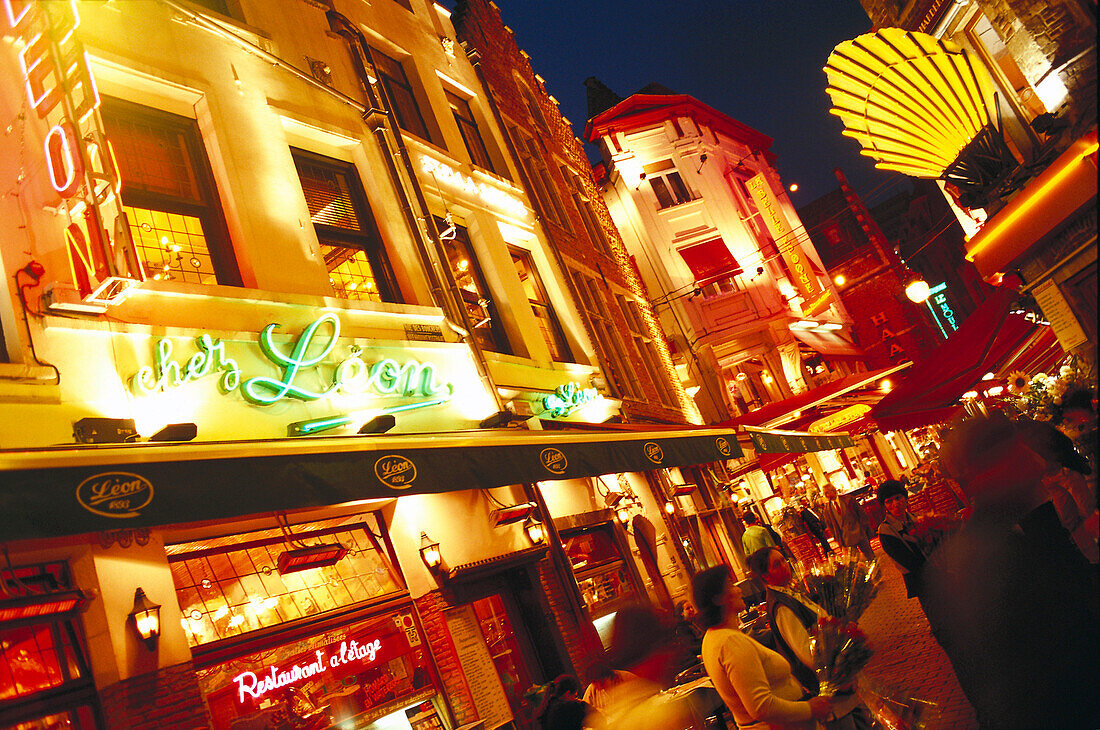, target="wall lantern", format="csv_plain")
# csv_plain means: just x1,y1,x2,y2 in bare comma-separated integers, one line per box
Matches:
128,588,161,651
615,507,632,525
664,501,676,515
522,516,545,545
419,532,442,571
